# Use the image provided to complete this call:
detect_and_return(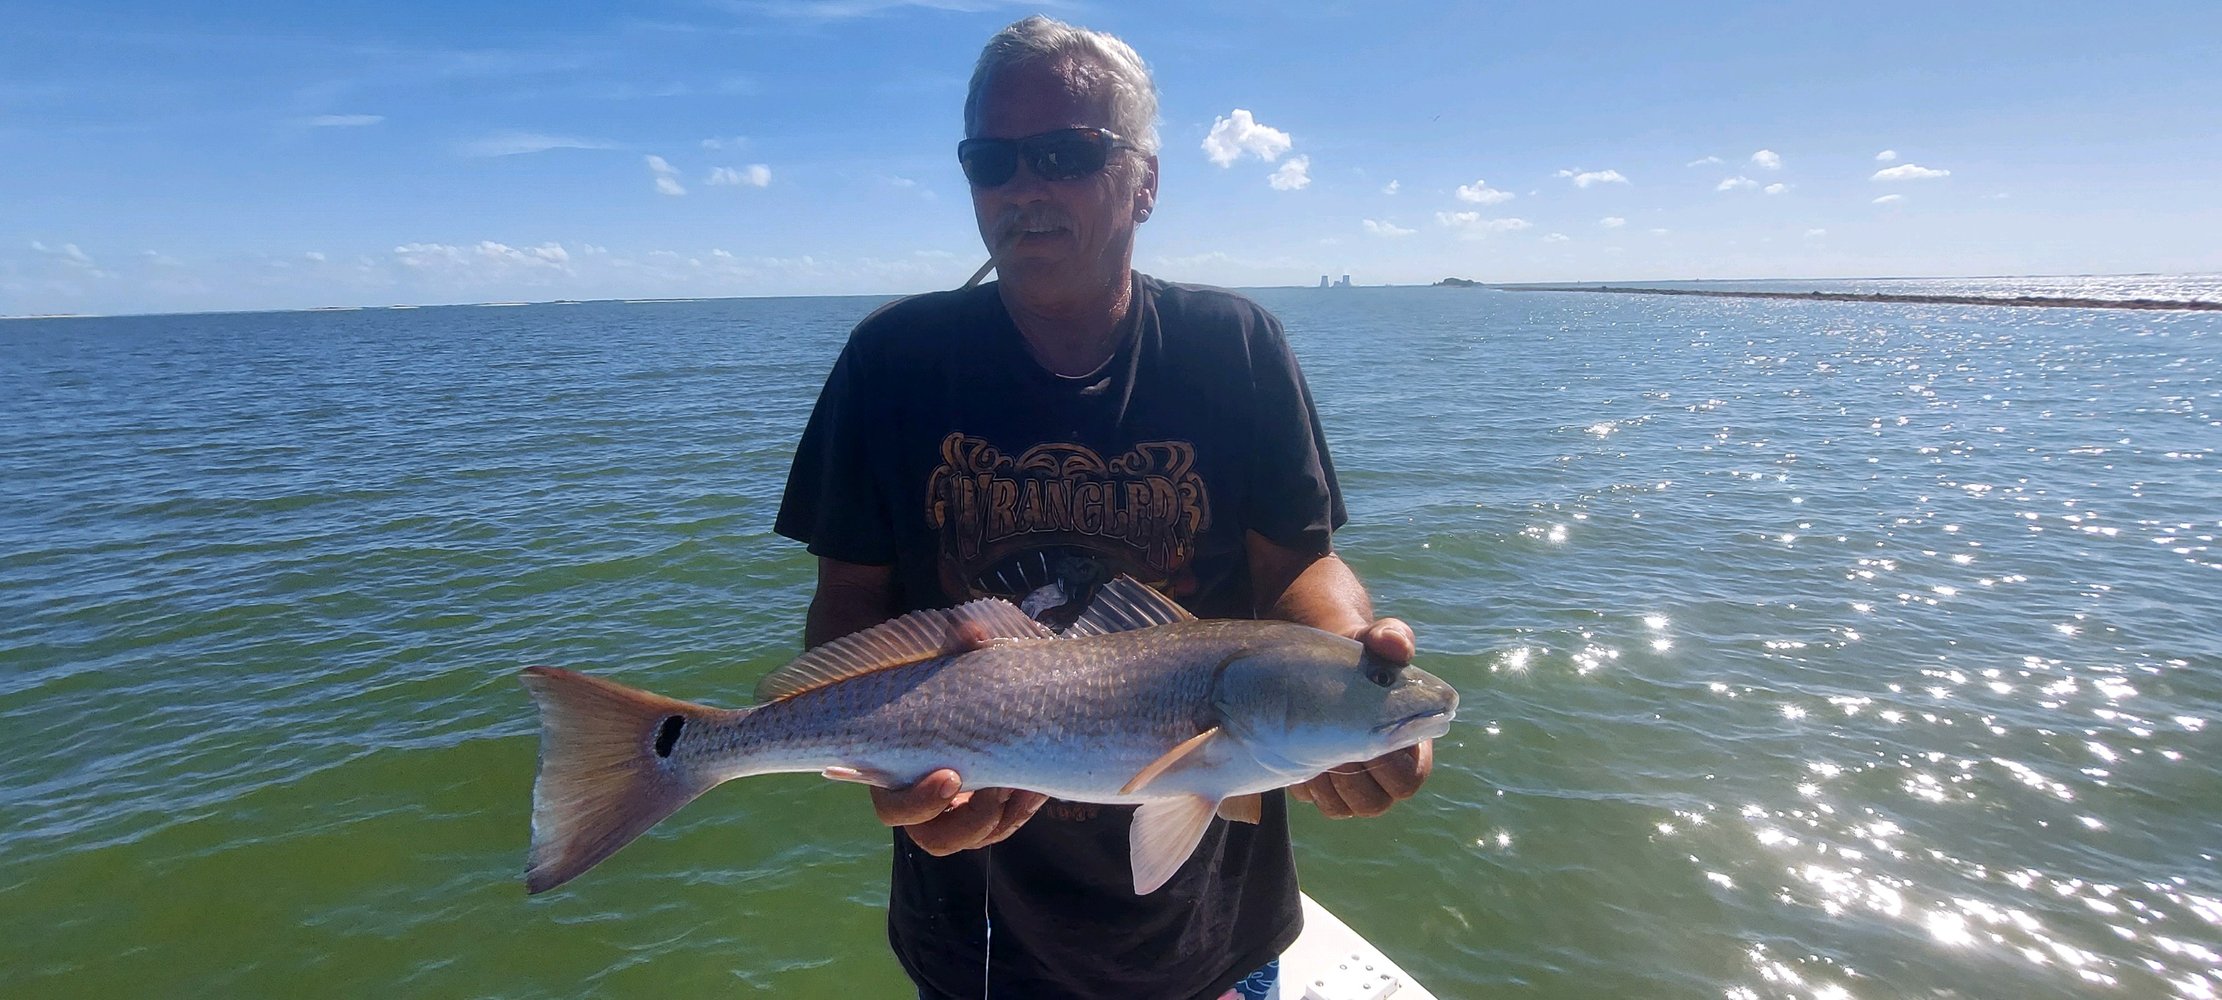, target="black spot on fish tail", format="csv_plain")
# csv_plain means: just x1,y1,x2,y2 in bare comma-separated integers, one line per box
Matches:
653,715,685,758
